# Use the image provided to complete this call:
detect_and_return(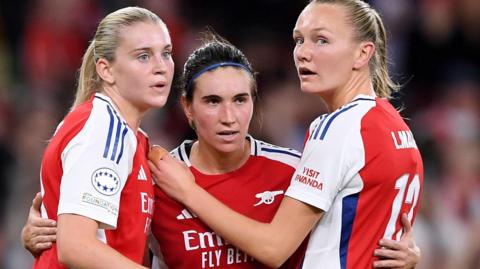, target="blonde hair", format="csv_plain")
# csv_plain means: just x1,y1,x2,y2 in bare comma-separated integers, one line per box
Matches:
74,7,164,107
310,0,399,98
